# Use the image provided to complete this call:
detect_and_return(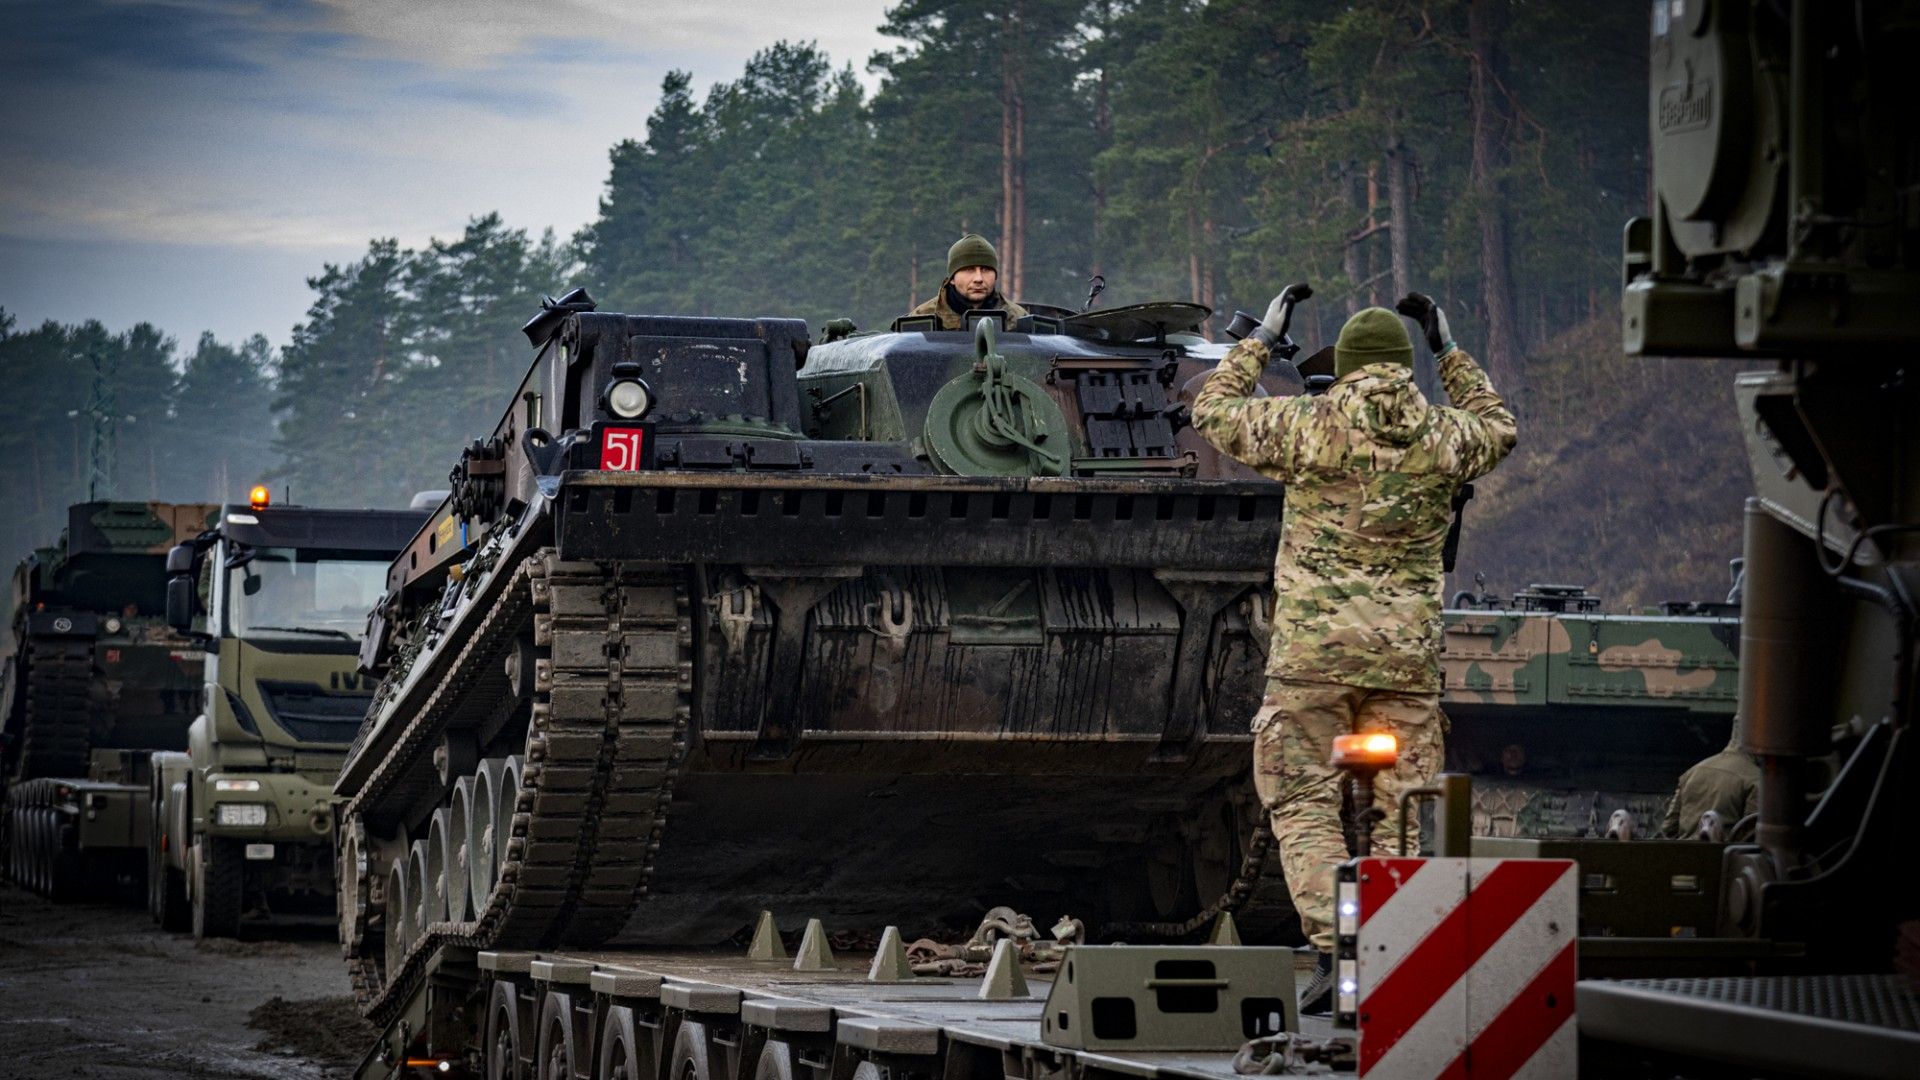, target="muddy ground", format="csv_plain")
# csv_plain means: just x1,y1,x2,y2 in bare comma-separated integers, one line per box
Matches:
0,882,373,1078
